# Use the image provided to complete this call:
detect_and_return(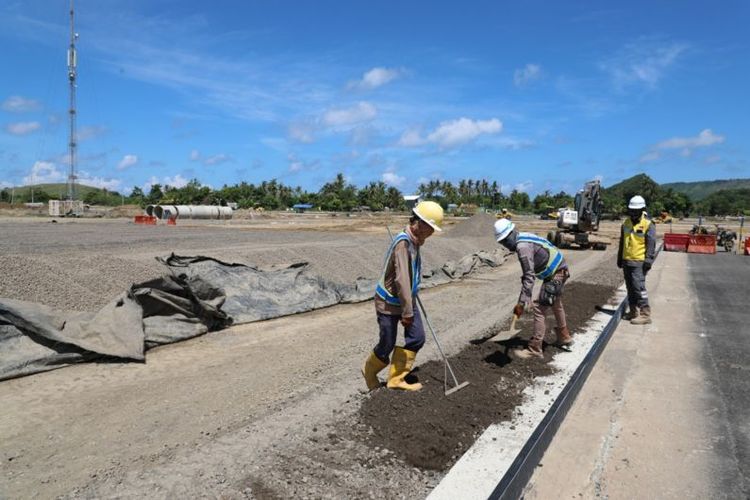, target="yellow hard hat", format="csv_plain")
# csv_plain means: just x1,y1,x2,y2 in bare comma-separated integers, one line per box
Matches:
413,200,444,231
